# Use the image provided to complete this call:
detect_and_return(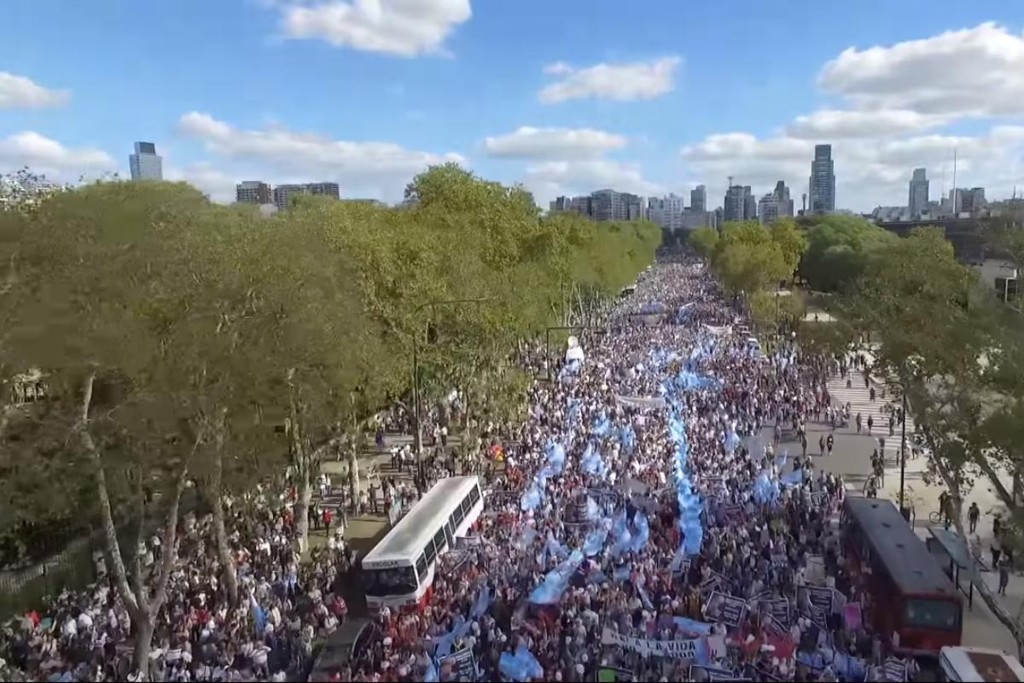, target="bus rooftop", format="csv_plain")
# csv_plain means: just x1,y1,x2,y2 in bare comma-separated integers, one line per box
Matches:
363,475,480,566
844,497,959,599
